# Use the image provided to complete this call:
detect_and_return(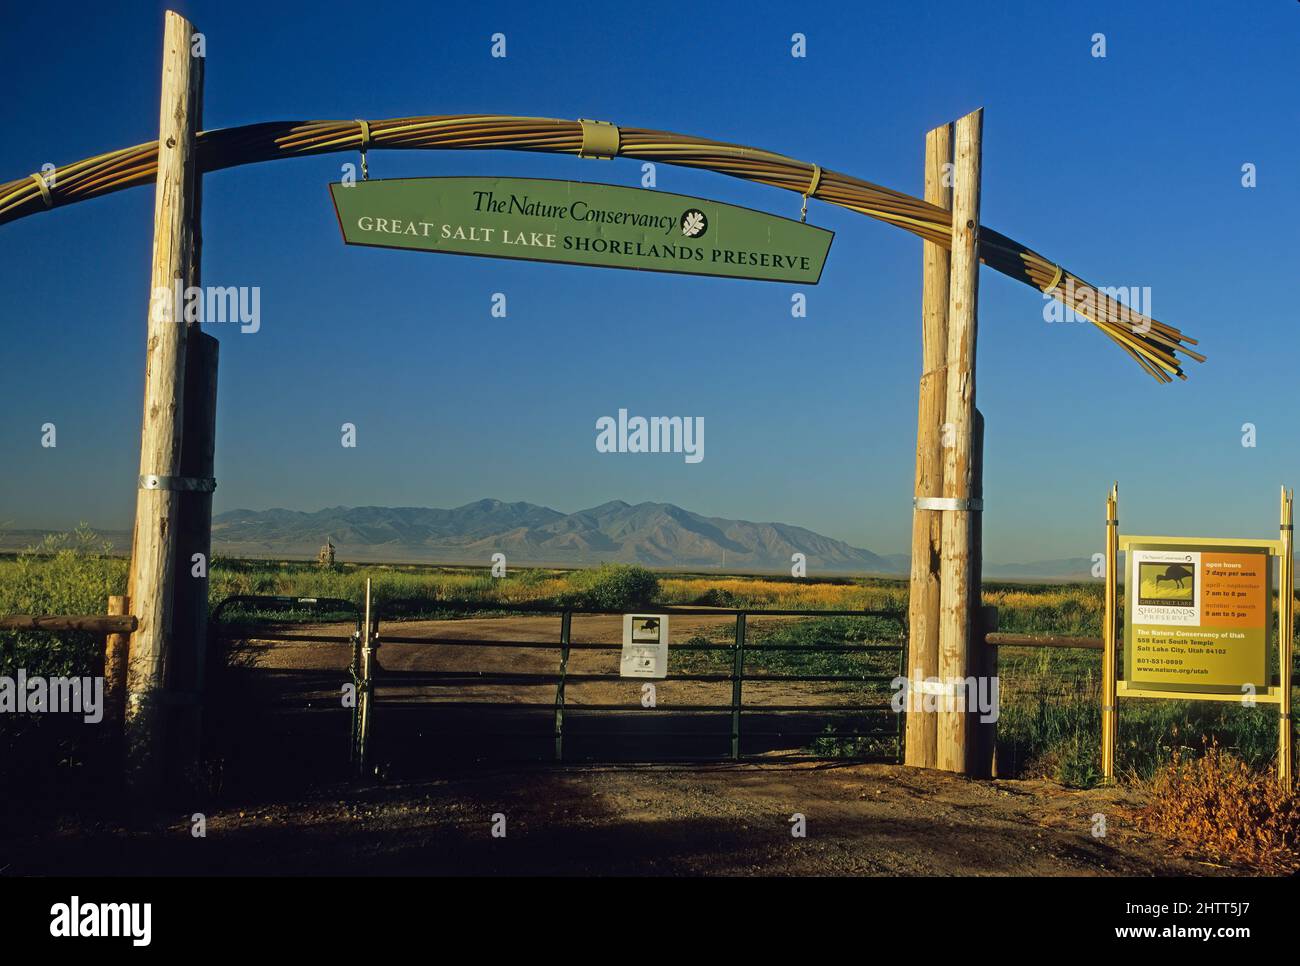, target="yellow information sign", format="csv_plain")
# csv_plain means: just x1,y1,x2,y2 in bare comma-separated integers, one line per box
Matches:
1104,489,1294,789
1122,537,1273,695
